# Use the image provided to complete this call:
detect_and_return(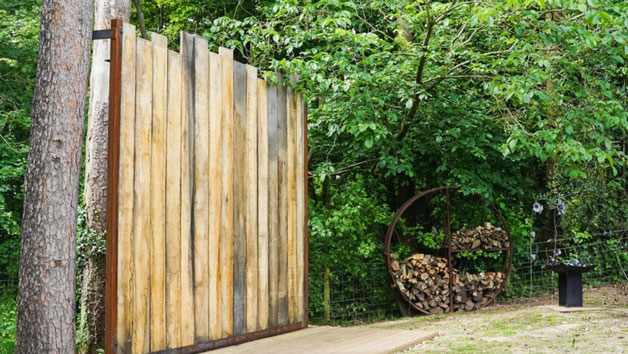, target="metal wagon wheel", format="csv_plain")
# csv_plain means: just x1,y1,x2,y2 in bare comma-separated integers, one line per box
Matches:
384,186,513,315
